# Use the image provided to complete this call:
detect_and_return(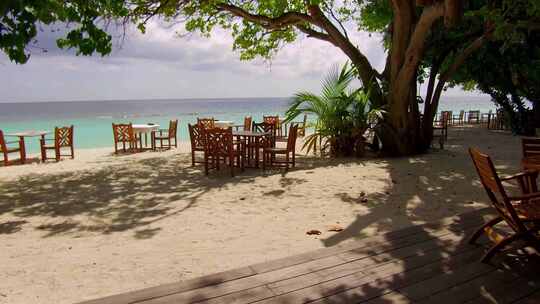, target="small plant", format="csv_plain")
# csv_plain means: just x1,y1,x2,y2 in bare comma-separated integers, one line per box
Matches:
285,63,383,157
